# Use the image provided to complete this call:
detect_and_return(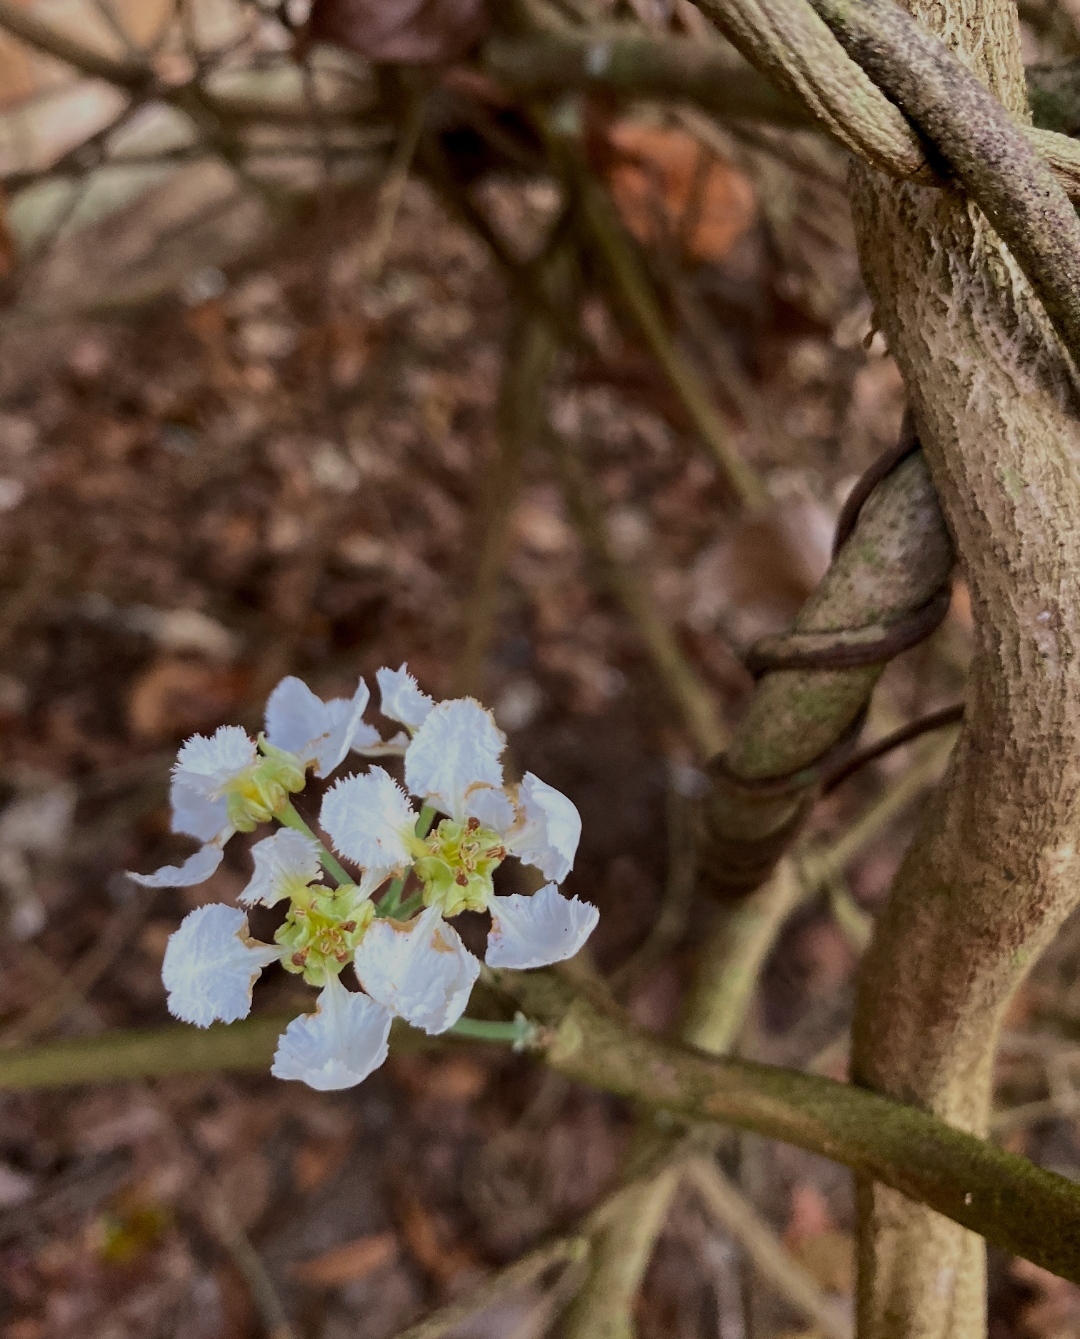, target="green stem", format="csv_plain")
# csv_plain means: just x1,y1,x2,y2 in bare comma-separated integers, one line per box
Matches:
377,804,438,917
449,1015,533,1045
278,802,353,887
393,892,424,920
